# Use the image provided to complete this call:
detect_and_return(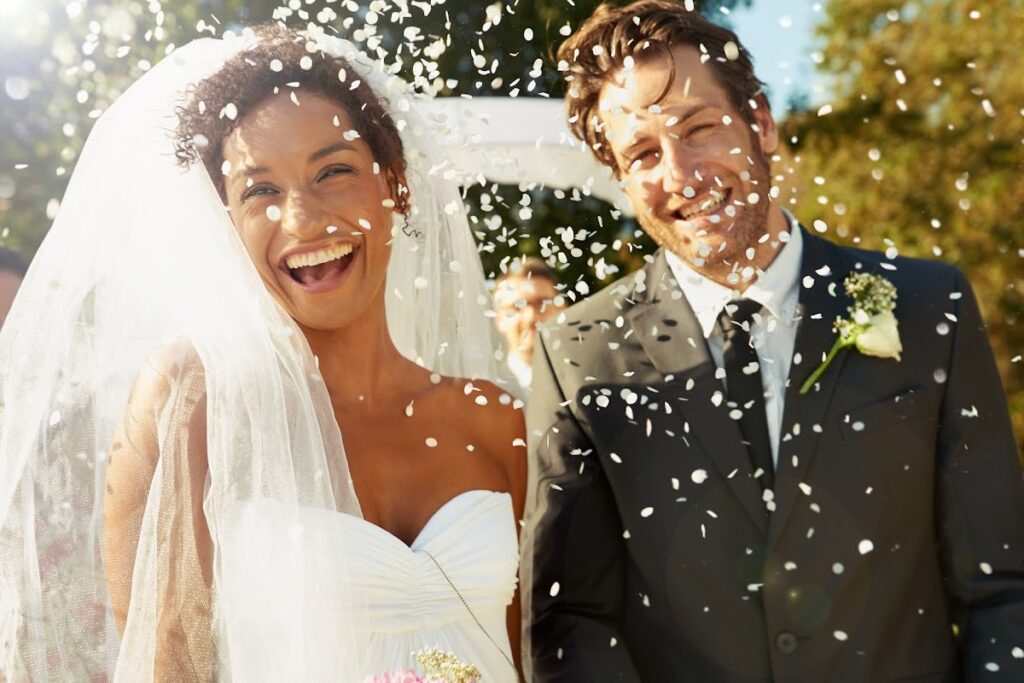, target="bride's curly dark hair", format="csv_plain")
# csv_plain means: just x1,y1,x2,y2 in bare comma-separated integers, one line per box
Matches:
174,23,408,211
